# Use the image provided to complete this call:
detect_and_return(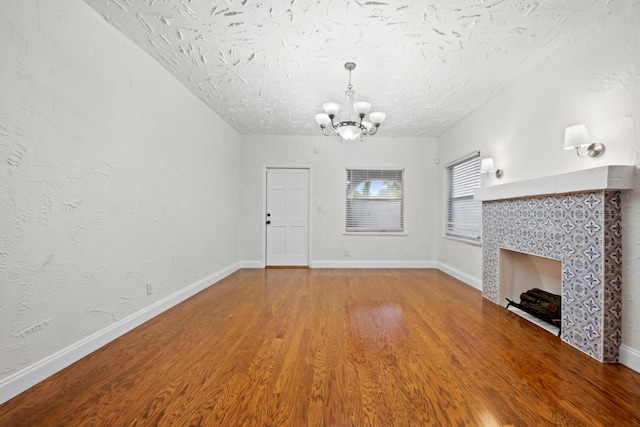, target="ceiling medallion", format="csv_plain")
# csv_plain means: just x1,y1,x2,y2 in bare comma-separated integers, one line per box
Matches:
315,62,386,141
